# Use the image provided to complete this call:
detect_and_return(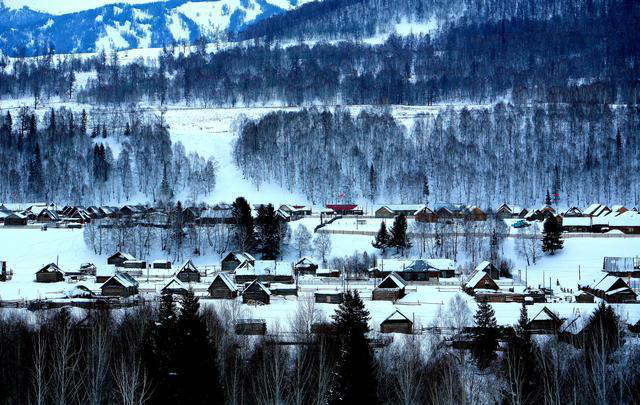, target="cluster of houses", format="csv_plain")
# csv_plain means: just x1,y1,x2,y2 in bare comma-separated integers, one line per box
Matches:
559,204,640,234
